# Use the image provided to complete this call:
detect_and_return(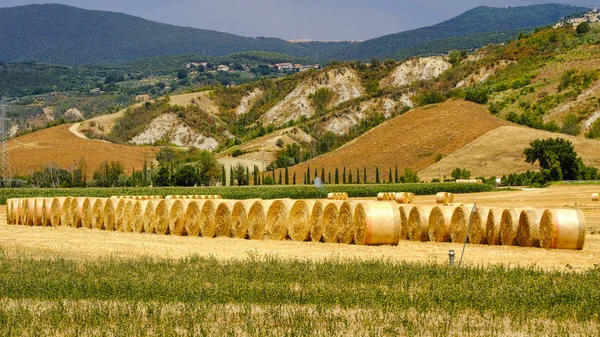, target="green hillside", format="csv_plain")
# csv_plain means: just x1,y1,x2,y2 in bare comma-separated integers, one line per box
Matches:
0,4,587,65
